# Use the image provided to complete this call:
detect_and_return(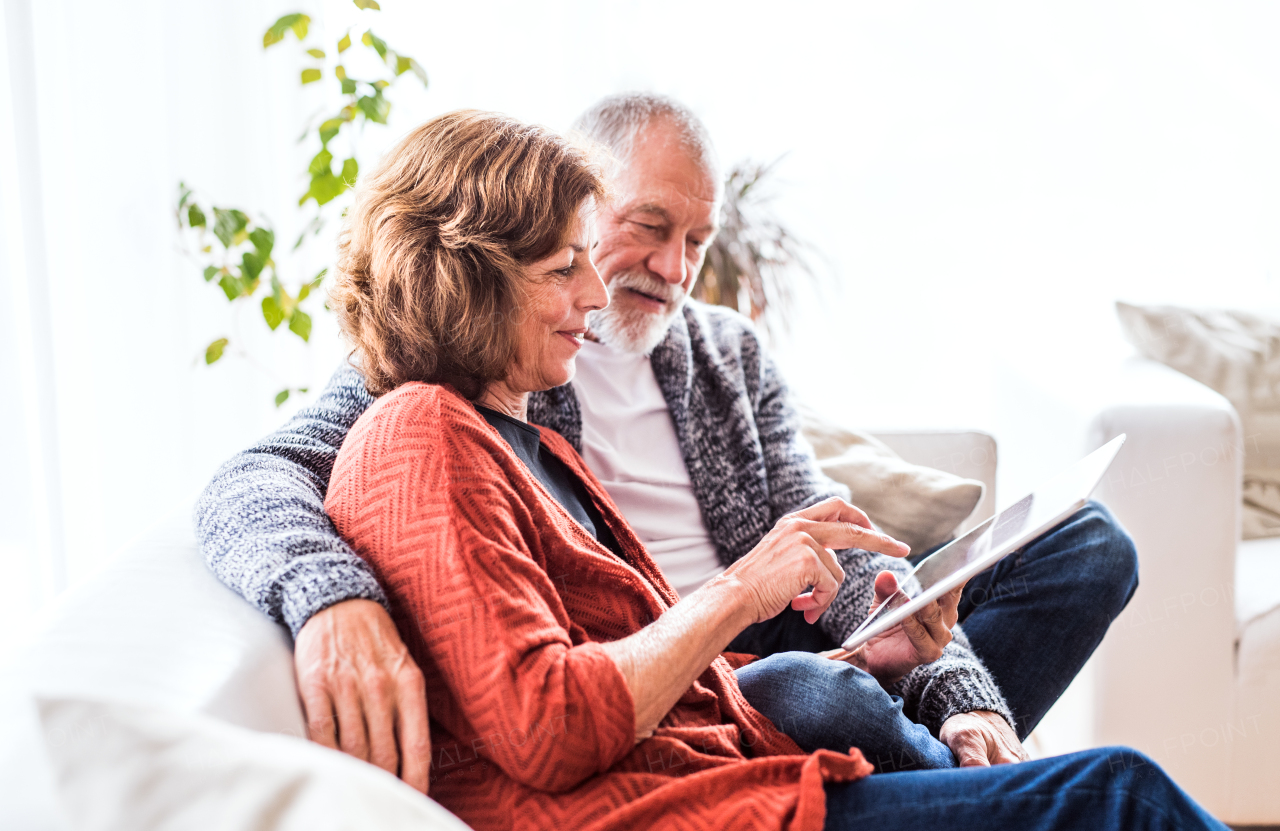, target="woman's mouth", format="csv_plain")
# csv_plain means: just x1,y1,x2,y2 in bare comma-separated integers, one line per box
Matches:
557,330,586,348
